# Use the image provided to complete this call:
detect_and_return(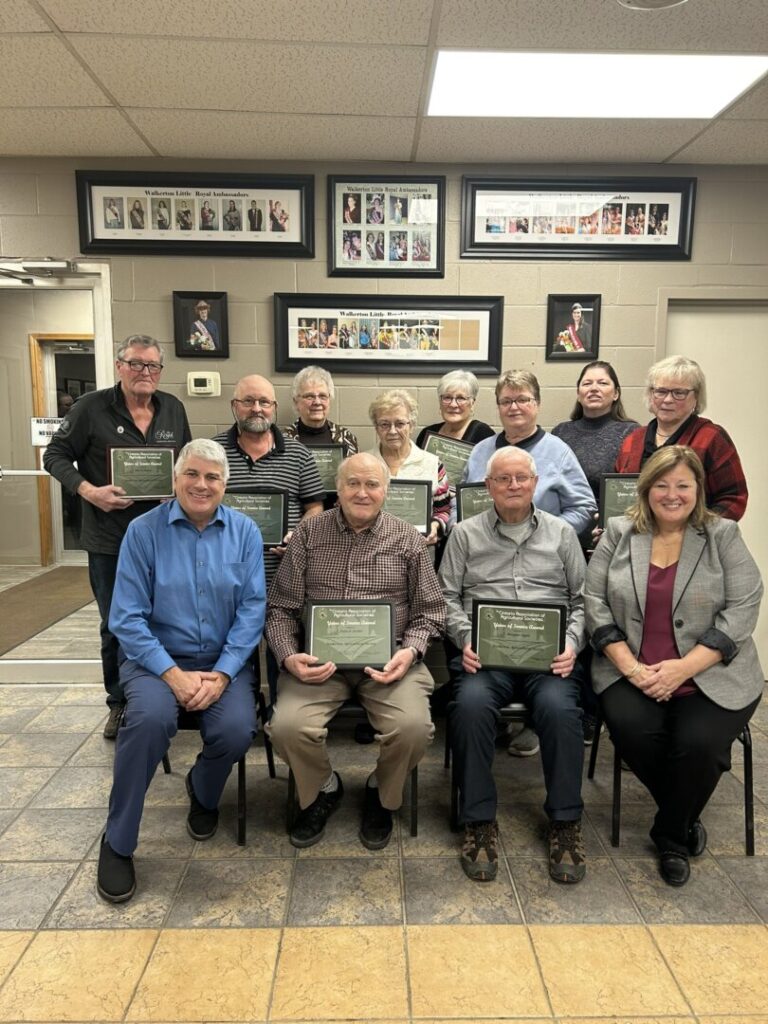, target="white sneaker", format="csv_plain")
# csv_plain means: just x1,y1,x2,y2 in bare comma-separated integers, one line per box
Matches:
507,723,539,757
